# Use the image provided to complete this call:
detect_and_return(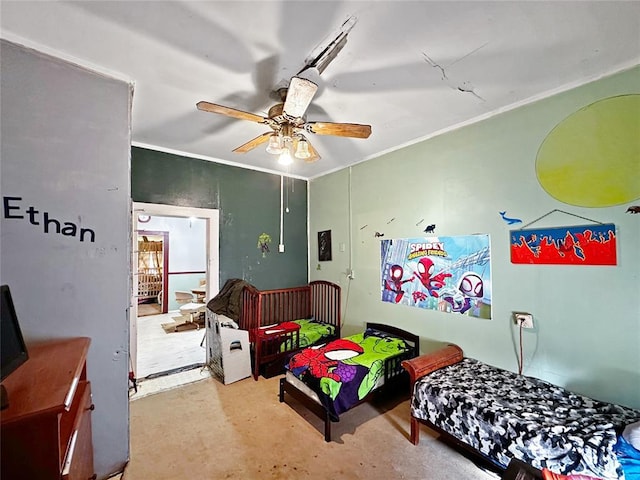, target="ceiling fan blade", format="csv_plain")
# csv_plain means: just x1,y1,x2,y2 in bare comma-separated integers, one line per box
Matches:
306,122,371,139
283,77,318,118
232,132,273,153
197,101,266,124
